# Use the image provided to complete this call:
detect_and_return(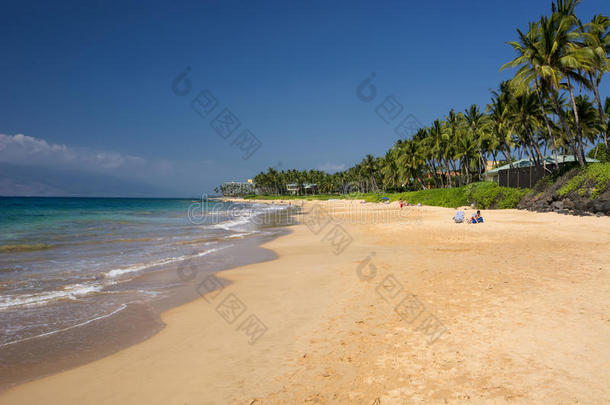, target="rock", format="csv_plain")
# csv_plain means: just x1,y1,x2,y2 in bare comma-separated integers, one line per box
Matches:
585,200,602,212
557,209,569,215
596,212,604,217
551,201,564,211
562,199,574,210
